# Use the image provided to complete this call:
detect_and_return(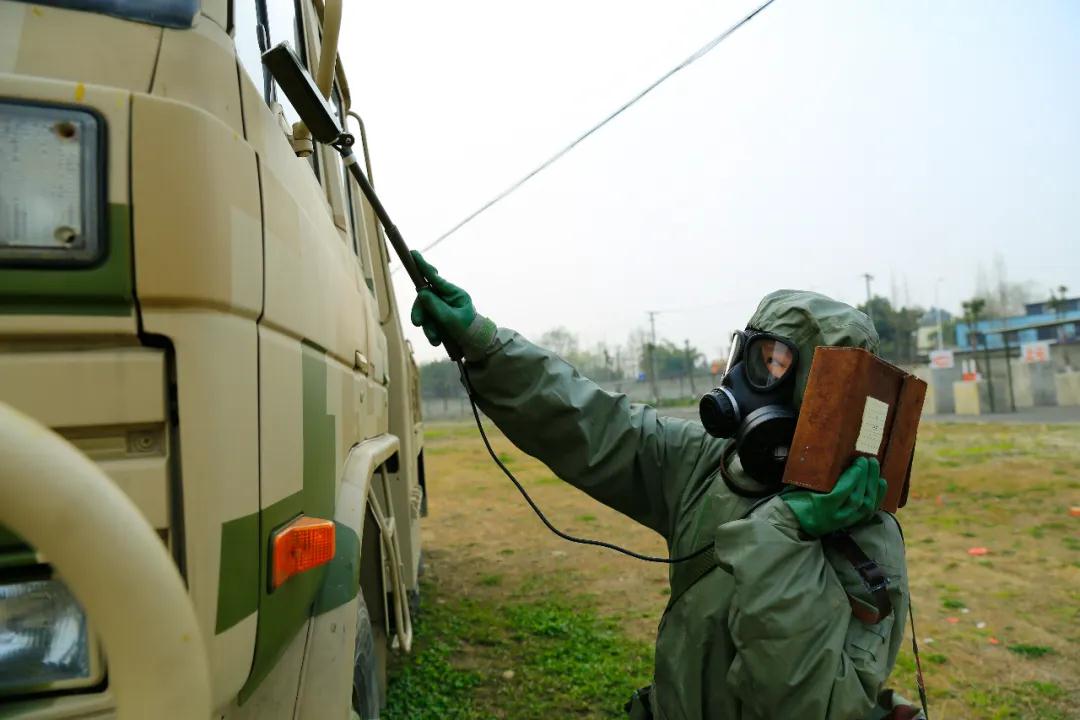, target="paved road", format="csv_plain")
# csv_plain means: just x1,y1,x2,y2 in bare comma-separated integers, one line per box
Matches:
922,405,1080,424
658,404,1080,425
